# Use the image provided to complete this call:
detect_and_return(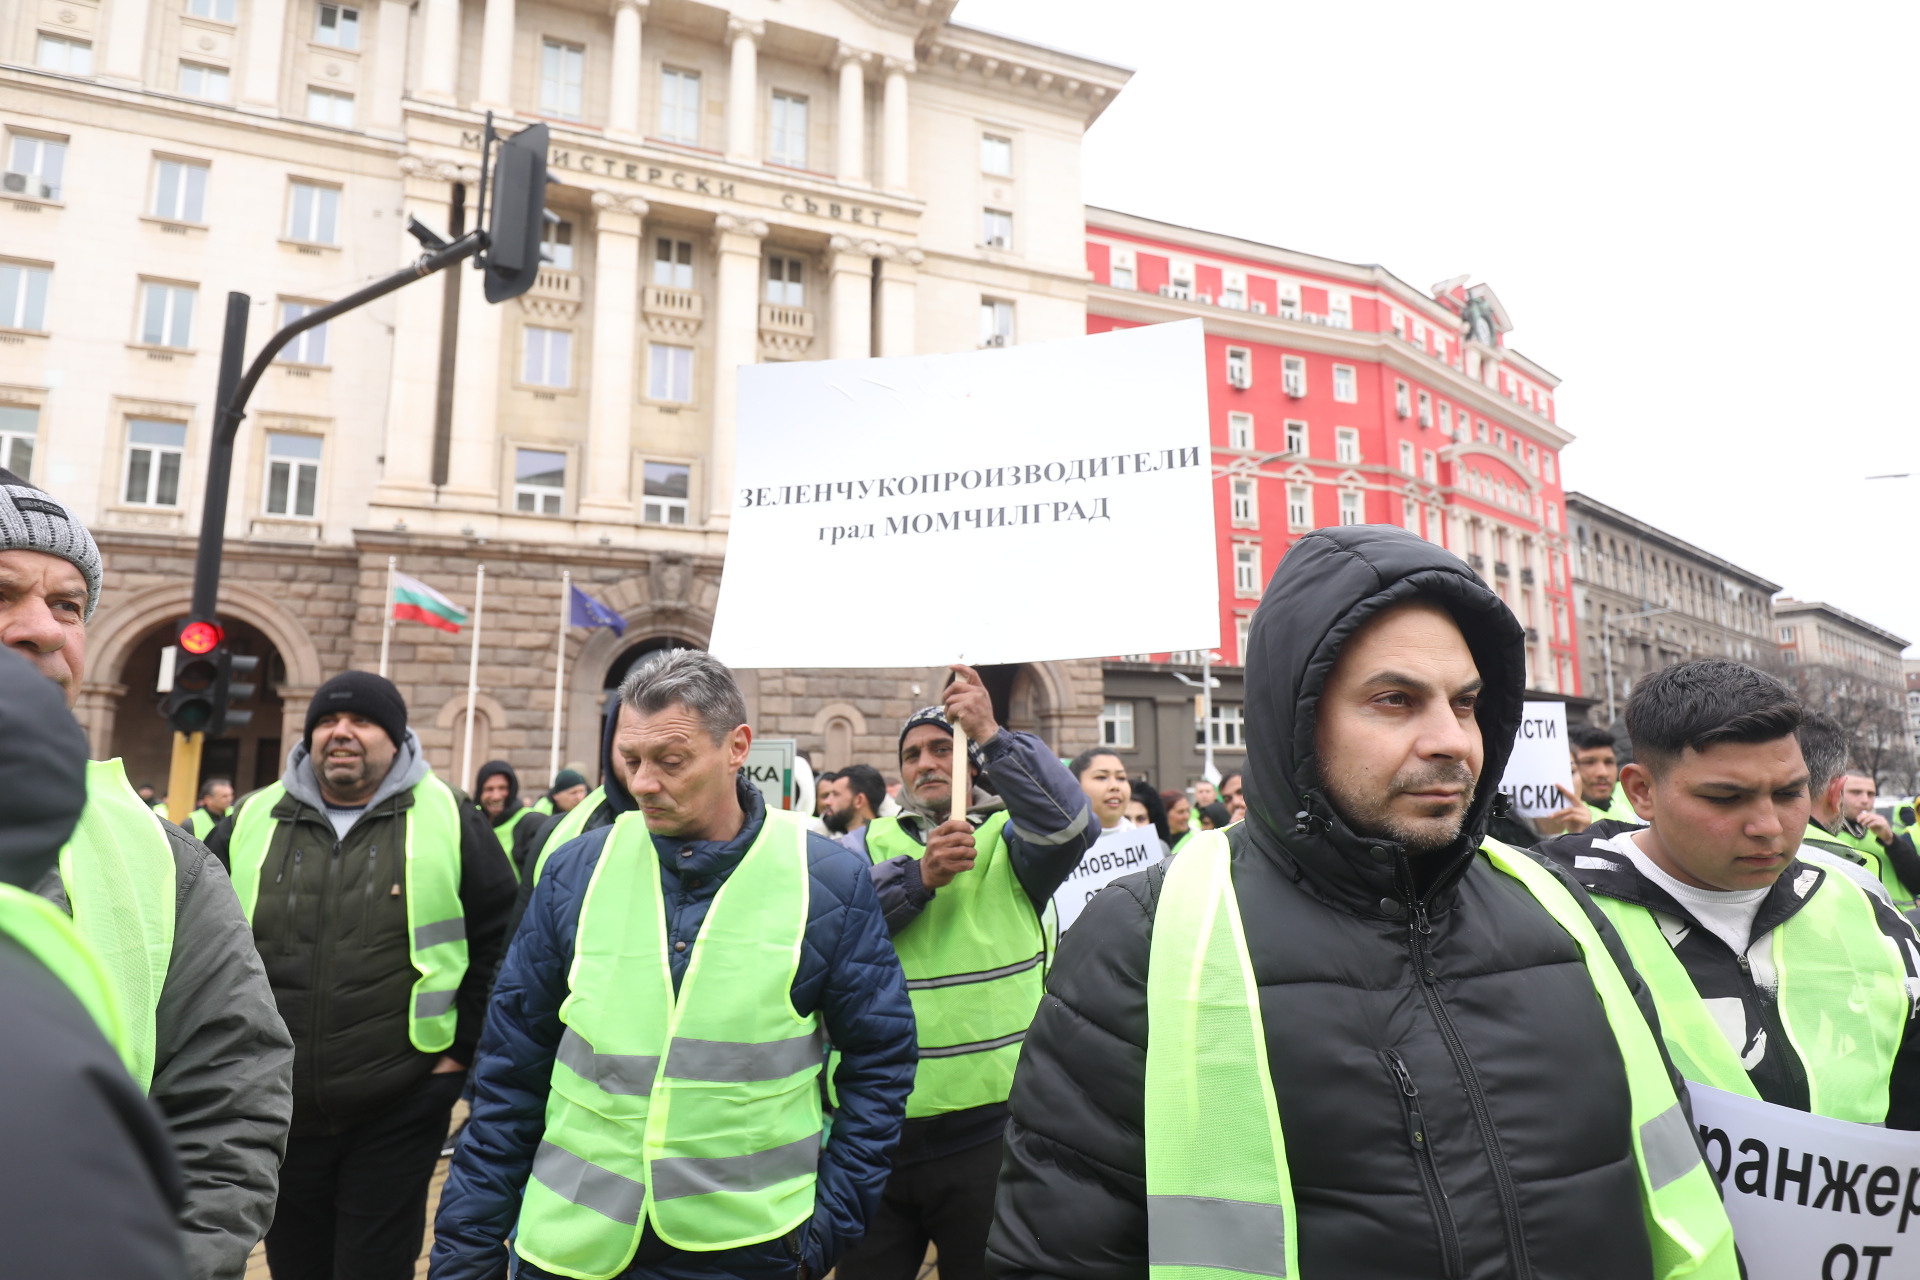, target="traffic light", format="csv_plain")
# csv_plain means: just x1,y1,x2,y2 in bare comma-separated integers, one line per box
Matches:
164,621,224,735
214,649,259,736
482,121,551,303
